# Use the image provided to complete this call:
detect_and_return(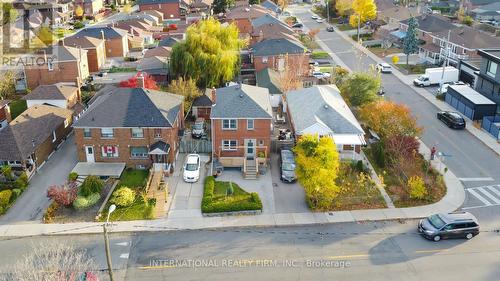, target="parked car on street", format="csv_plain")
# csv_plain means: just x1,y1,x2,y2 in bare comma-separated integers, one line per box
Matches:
437,81,466,94
183,154,201,183
191,117,206,139
292,23,303,29
326,26,334,32
418,212,479,242
376,63,392,73
311,15,319,19
312,71,331,79
316,18,325,23
279,149,296,183
437,111,466,129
